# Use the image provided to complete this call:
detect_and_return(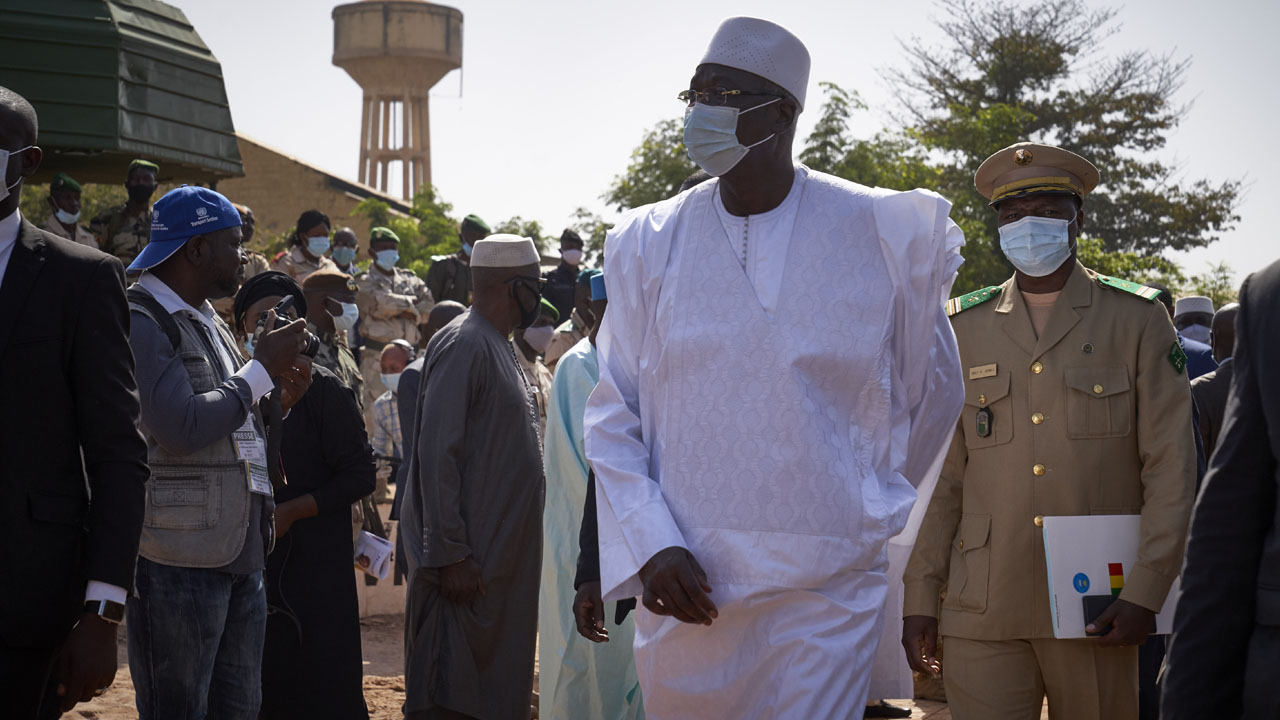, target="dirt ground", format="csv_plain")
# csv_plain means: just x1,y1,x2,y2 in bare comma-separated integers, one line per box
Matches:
67,614,980,719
